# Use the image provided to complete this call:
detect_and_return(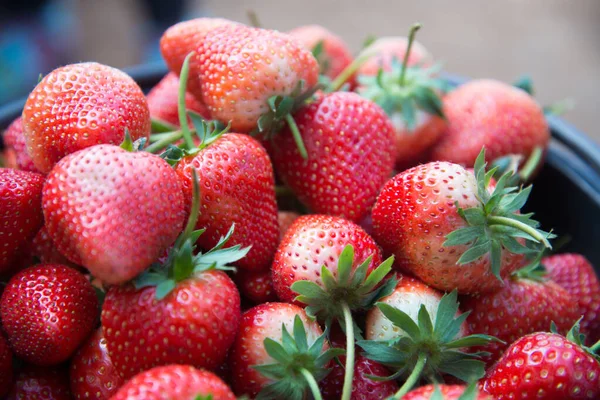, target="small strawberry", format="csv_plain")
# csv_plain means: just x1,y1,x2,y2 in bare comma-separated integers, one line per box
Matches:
278,210,301,238
2,117,39,172
42,142,186,284
482,322,600,399
461,263,579,365
0,264,98,365
8,365,71,400
543,253,600,343
288,25,354,81
109,365,235,400
372,149,552,294
429,79,550,167
403,383,493,400
0,332,13,397
22,62,150,173
0,168,44,274
235,269,277,304
269,91,396,222
69,327,123,400
229,302,340,398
